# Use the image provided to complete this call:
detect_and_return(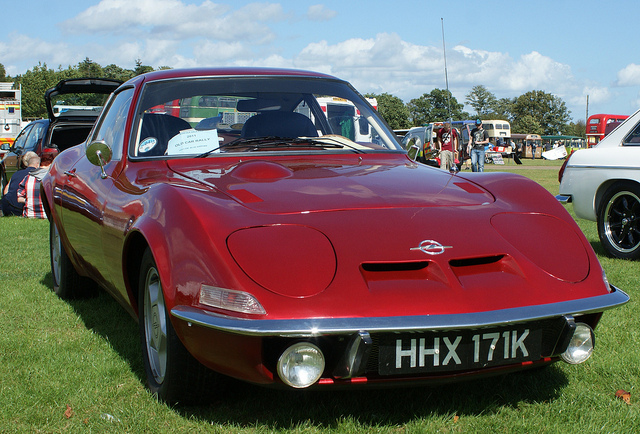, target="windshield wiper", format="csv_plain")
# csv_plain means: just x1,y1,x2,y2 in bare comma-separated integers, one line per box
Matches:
196,136,281,158
196,135,365,157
